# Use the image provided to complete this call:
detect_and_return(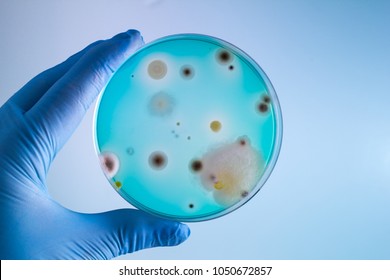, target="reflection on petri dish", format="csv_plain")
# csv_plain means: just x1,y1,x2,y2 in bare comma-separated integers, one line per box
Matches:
94,34,282,222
